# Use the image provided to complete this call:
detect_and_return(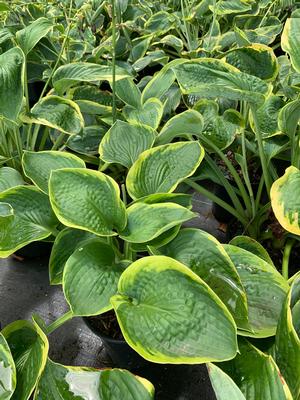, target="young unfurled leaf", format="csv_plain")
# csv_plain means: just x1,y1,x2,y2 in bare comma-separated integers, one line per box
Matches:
49,169,126,236
275,273,300,399
157,229,249,330
126,142,204,200
0,332,16,400
111,256,237,363
0,168,24,192
16,17,53,55
0,47,24,122
271,166,300,235
220,339,293,400
99,121,156,168
2,320,49,400
23,151,85,194
35,359,154,400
